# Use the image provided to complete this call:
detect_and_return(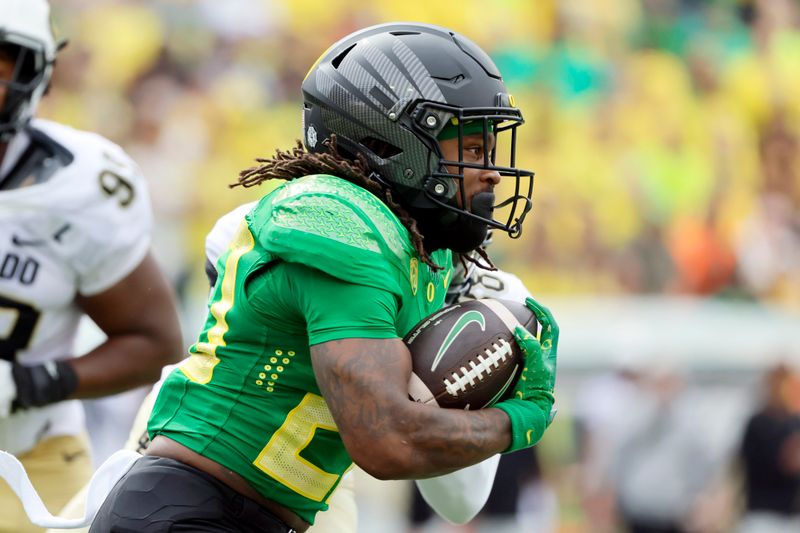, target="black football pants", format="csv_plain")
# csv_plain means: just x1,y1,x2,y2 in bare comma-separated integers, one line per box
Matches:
89,455,296,533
